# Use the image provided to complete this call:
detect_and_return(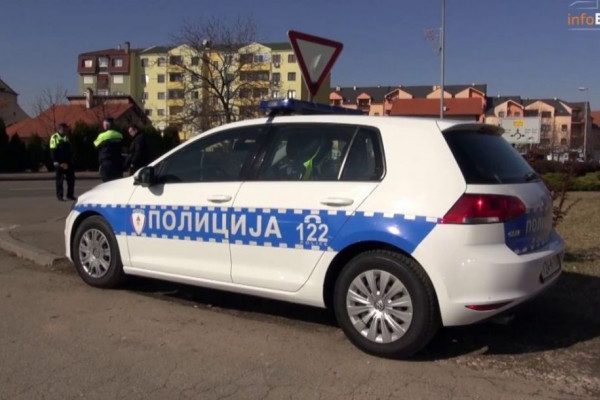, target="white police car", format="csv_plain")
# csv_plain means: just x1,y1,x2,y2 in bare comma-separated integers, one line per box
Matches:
65,99,564,358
